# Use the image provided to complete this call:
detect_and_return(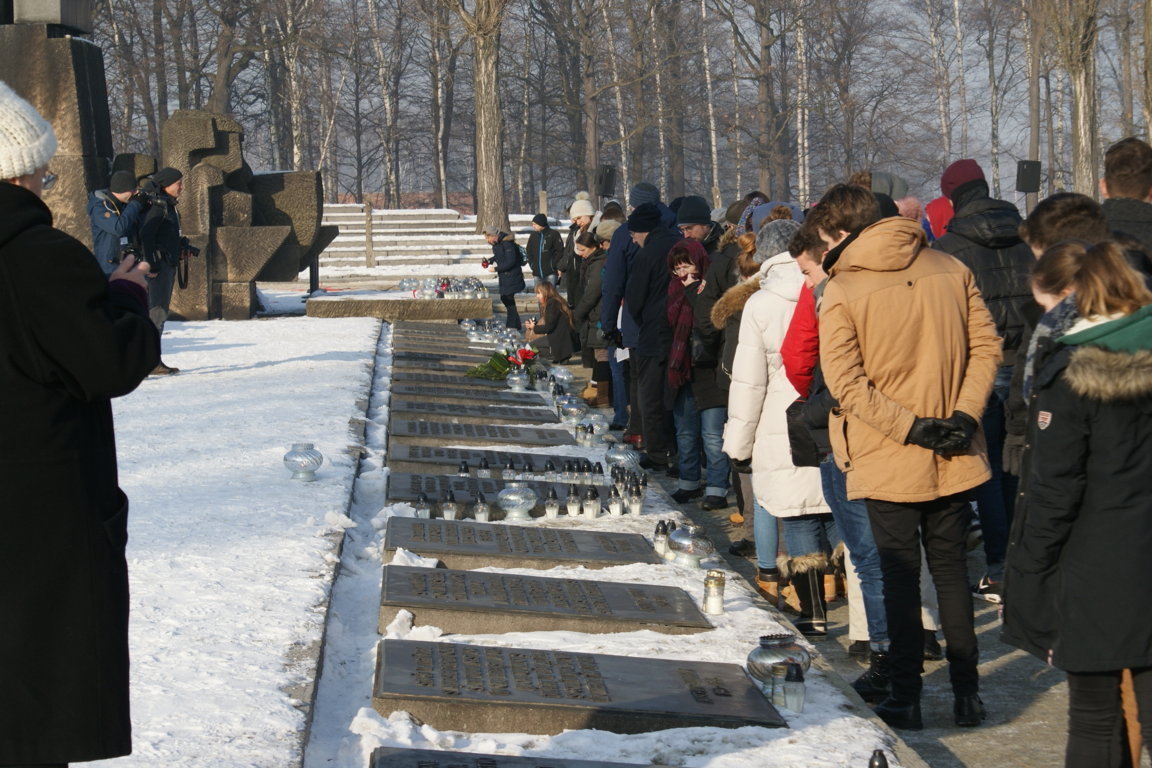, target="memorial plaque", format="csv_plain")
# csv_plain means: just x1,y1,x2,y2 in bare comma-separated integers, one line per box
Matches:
372,639,787,732
371,747,653,768
386,444,584,475
383,518,662,570
392,356,476,371
390,400,559,425
380,565,711,634
385,473,610,509
394,349,494,363
393,371,507,389
391,384,549,407
389,420,575,447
